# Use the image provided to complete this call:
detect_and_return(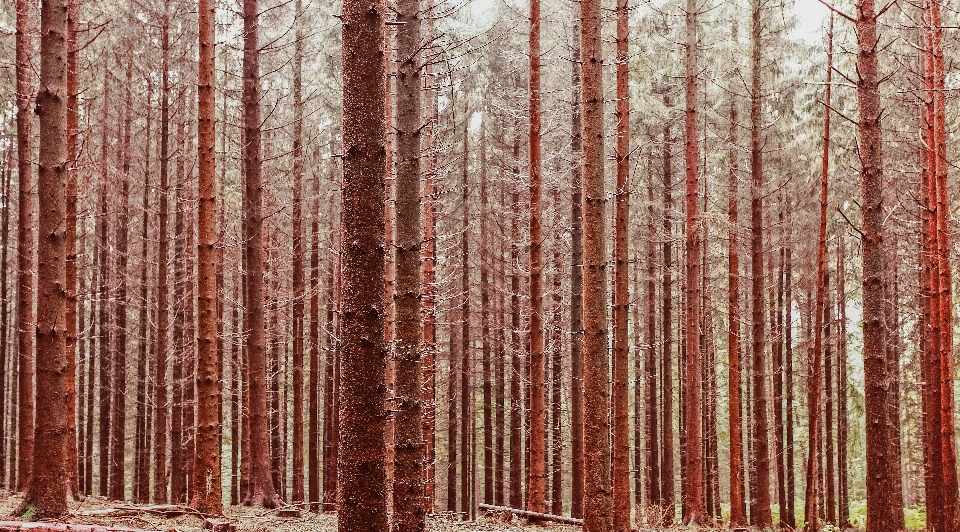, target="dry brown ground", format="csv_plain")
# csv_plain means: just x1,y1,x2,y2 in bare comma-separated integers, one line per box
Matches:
0,492,580,532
